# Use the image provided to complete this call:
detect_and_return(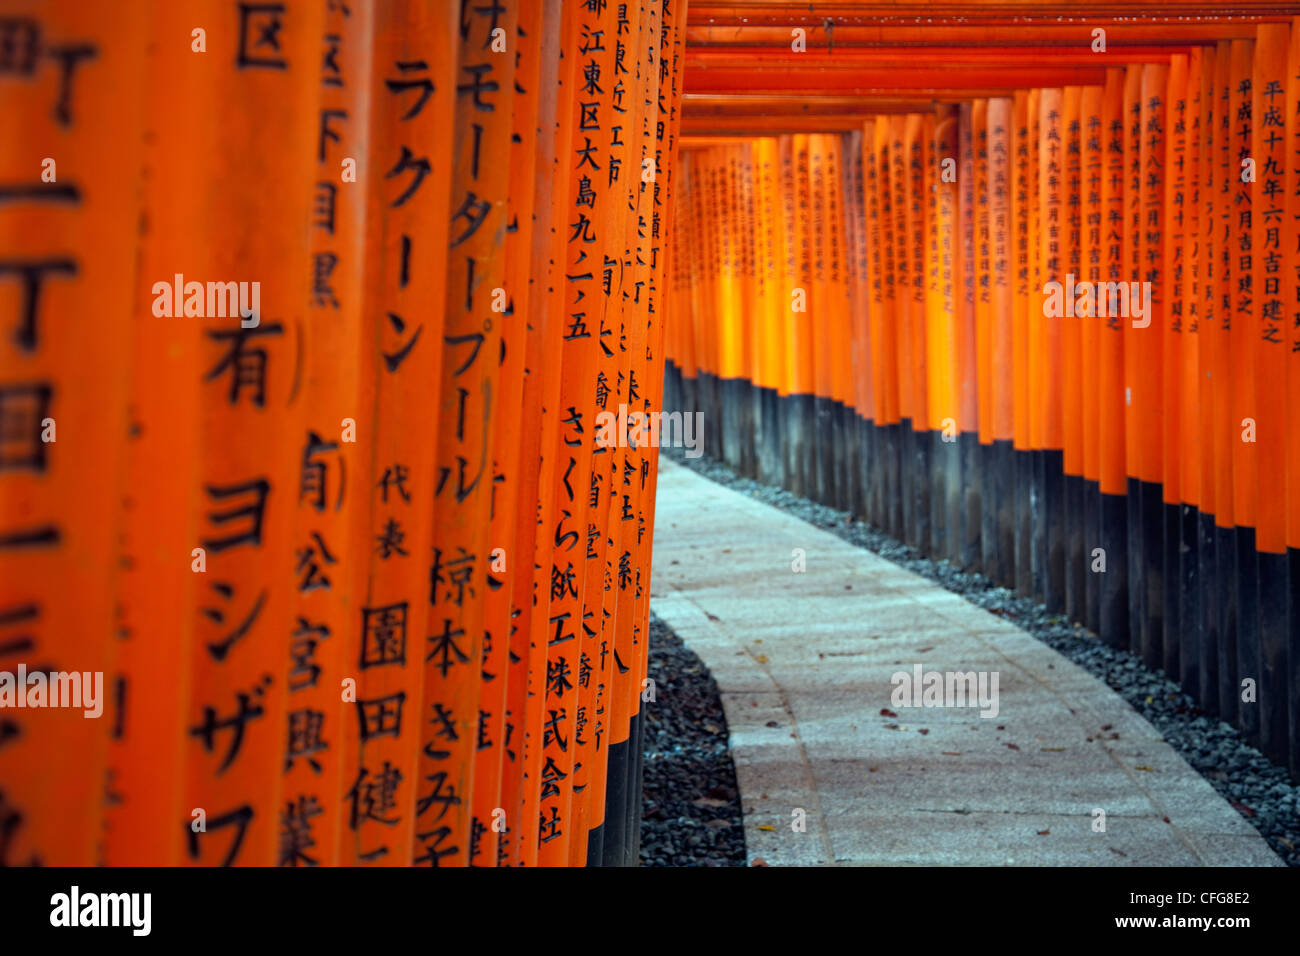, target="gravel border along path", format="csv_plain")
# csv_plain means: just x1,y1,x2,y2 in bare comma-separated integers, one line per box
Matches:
639,614,747,866
661,447,1300,867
